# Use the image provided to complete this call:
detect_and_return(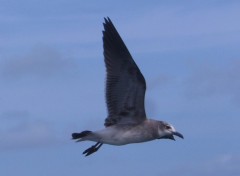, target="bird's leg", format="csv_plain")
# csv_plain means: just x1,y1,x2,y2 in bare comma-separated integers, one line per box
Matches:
83,142,103,156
